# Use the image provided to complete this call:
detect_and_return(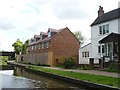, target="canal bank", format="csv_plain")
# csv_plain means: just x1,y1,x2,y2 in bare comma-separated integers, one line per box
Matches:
7,62,119,90
1,67,88,89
